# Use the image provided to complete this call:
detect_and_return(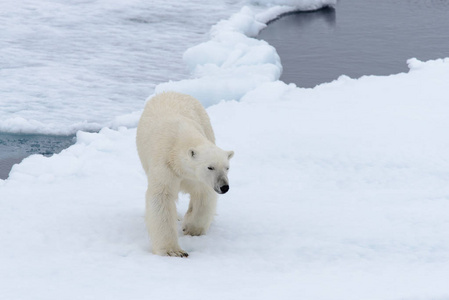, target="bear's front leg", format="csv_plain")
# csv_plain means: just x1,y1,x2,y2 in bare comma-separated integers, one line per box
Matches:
145,182,188,257
182,187,217,236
